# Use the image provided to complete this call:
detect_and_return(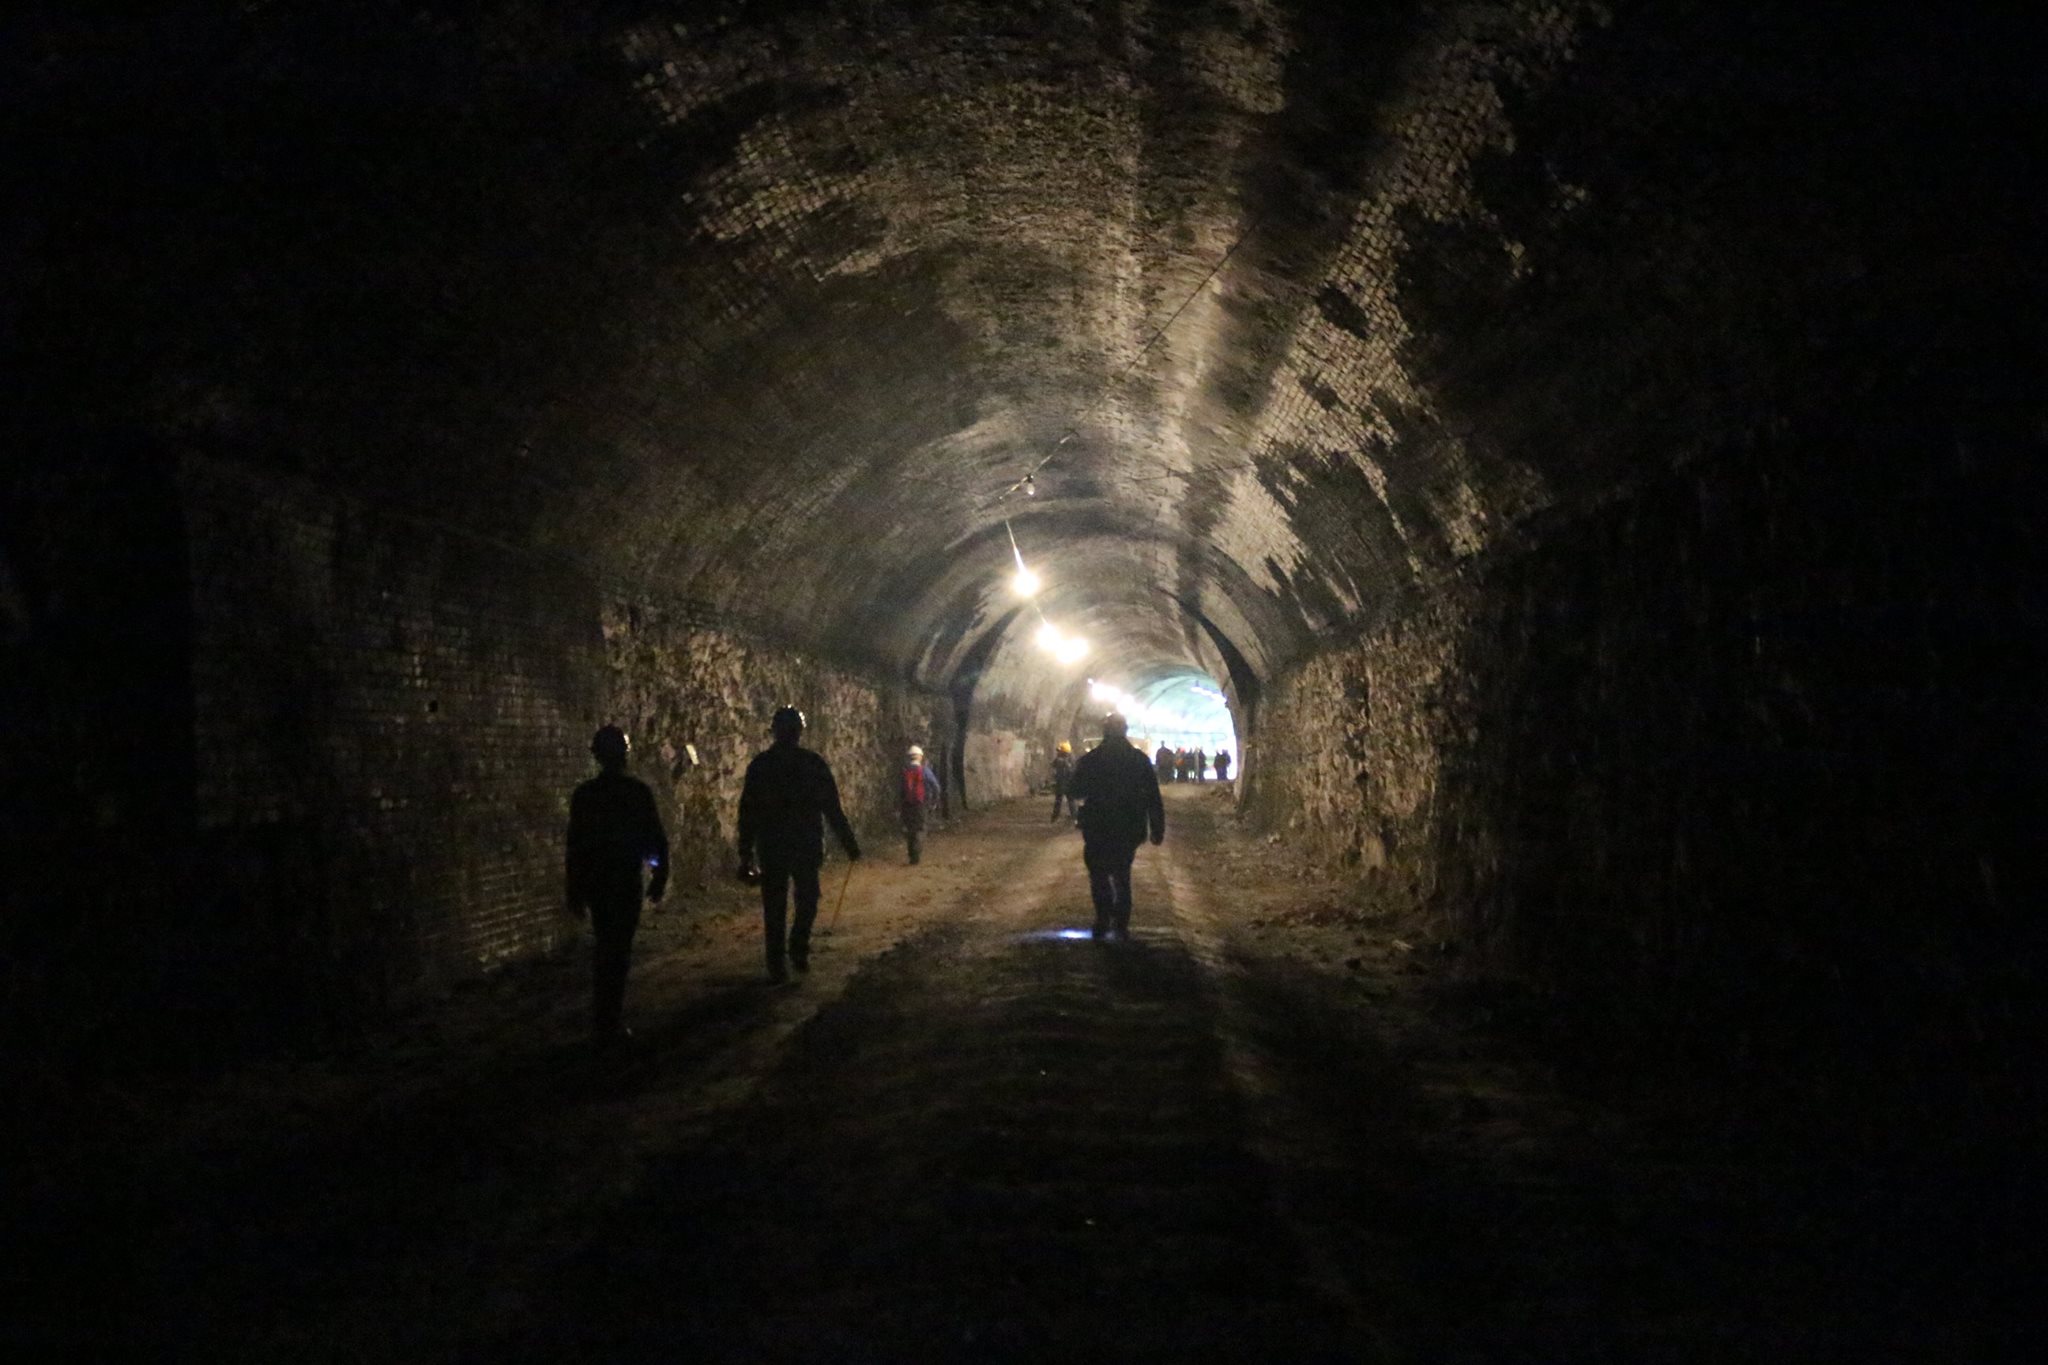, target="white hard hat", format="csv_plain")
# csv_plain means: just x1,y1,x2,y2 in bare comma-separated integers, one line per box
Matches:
907,745,924,758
